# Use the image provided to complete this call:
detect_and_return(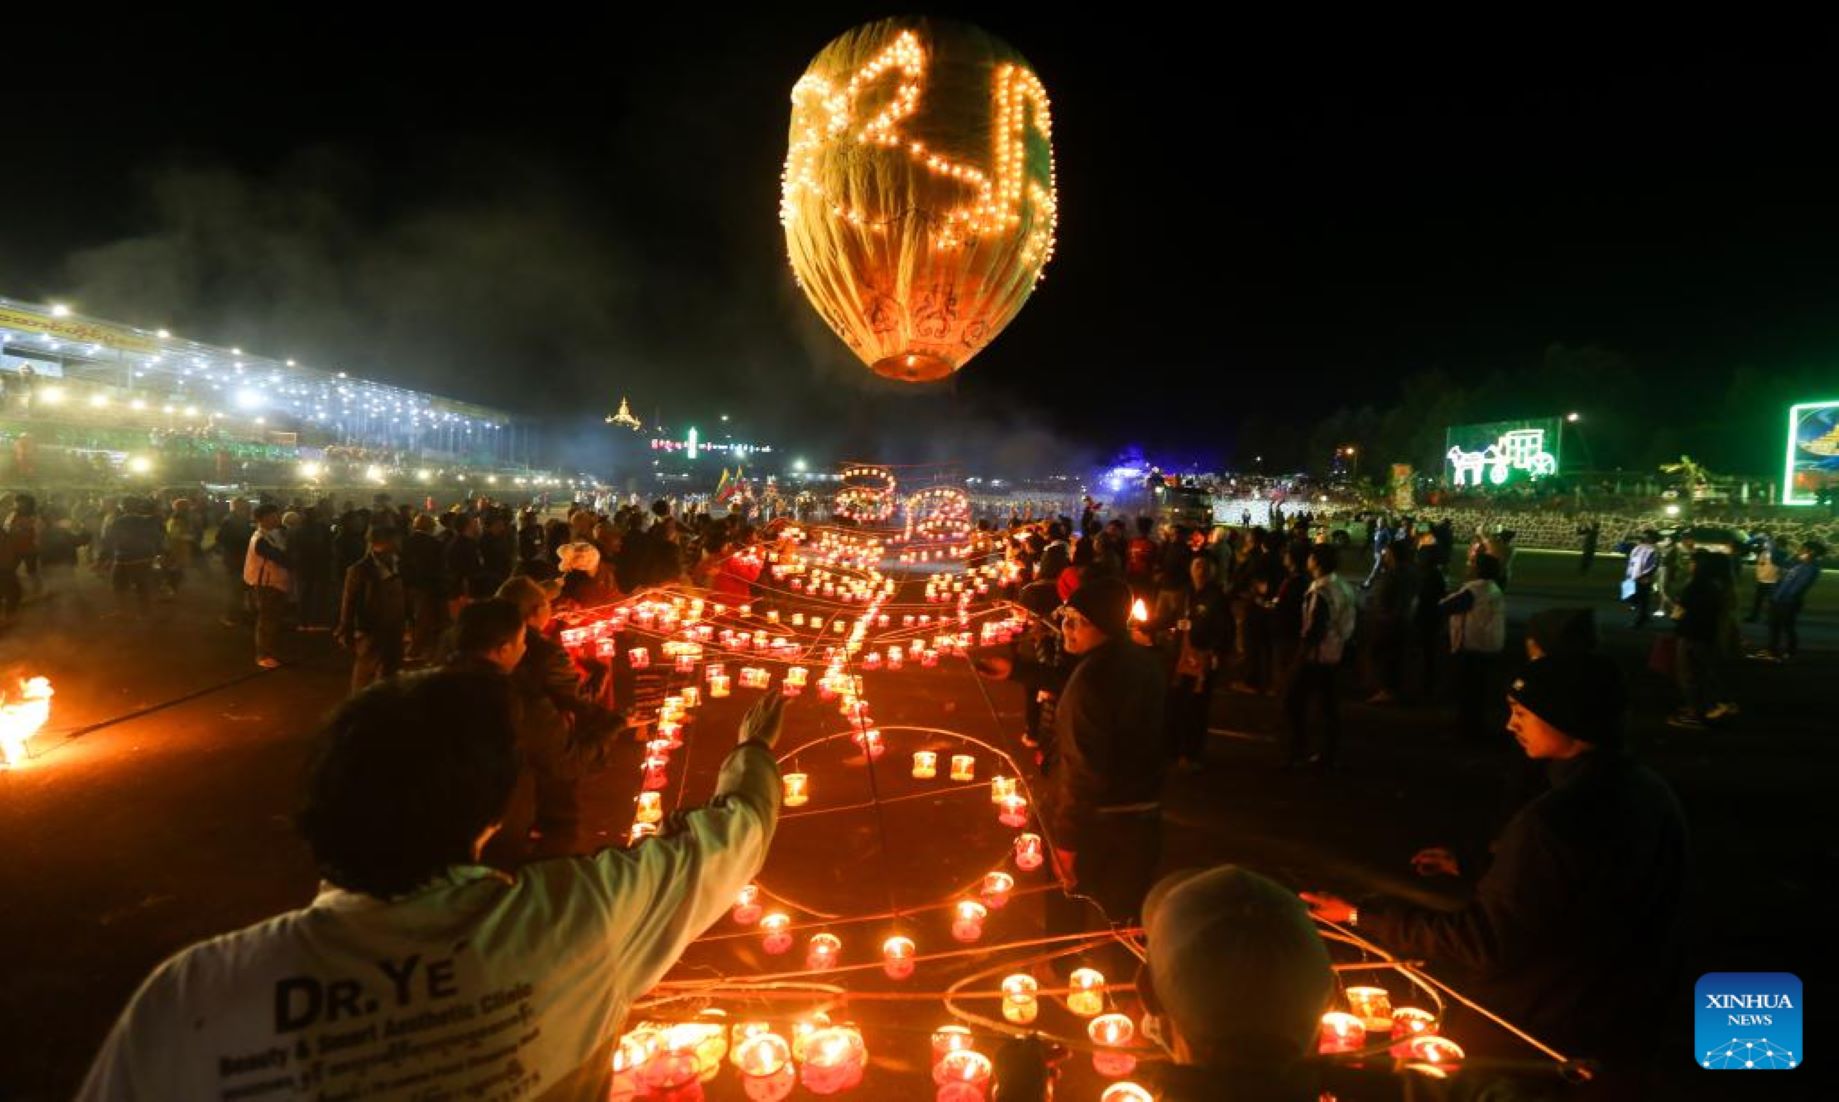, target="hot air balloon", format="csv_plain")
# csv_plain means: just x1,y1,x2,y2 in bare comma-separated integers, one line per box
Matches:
781,18,1058,383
